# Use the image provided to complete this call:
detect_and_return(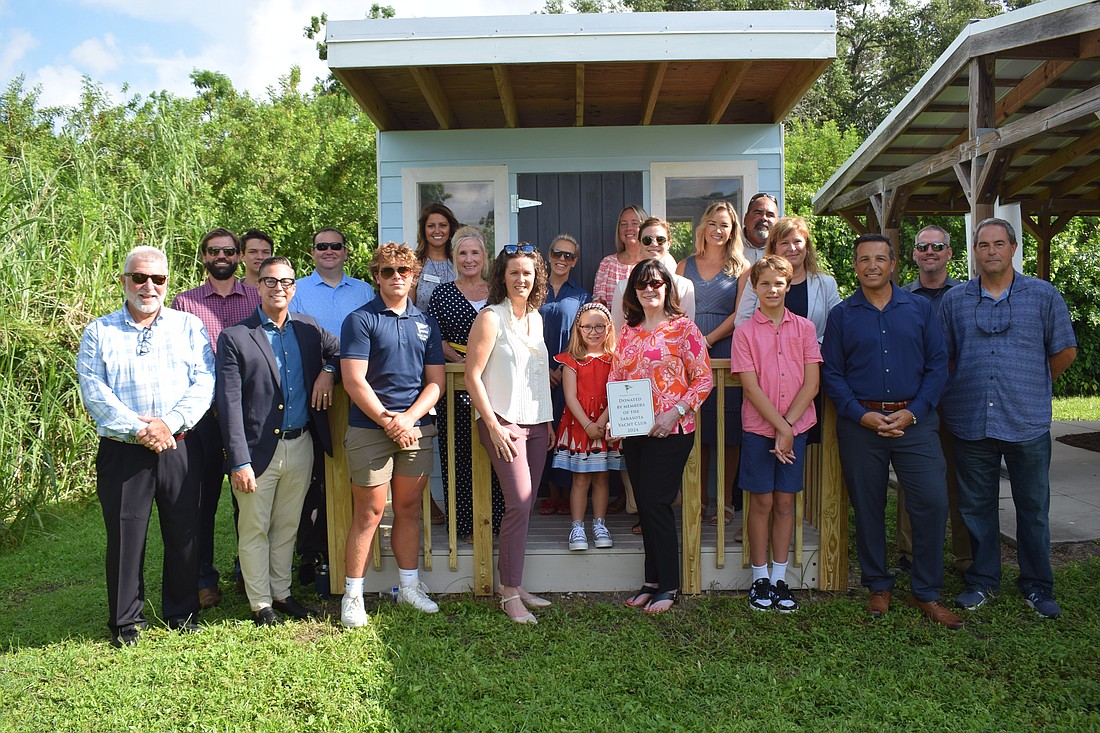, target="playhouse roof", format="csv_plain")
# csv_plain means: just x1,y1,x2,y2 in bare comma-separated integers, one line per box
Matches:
326,10,836,131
